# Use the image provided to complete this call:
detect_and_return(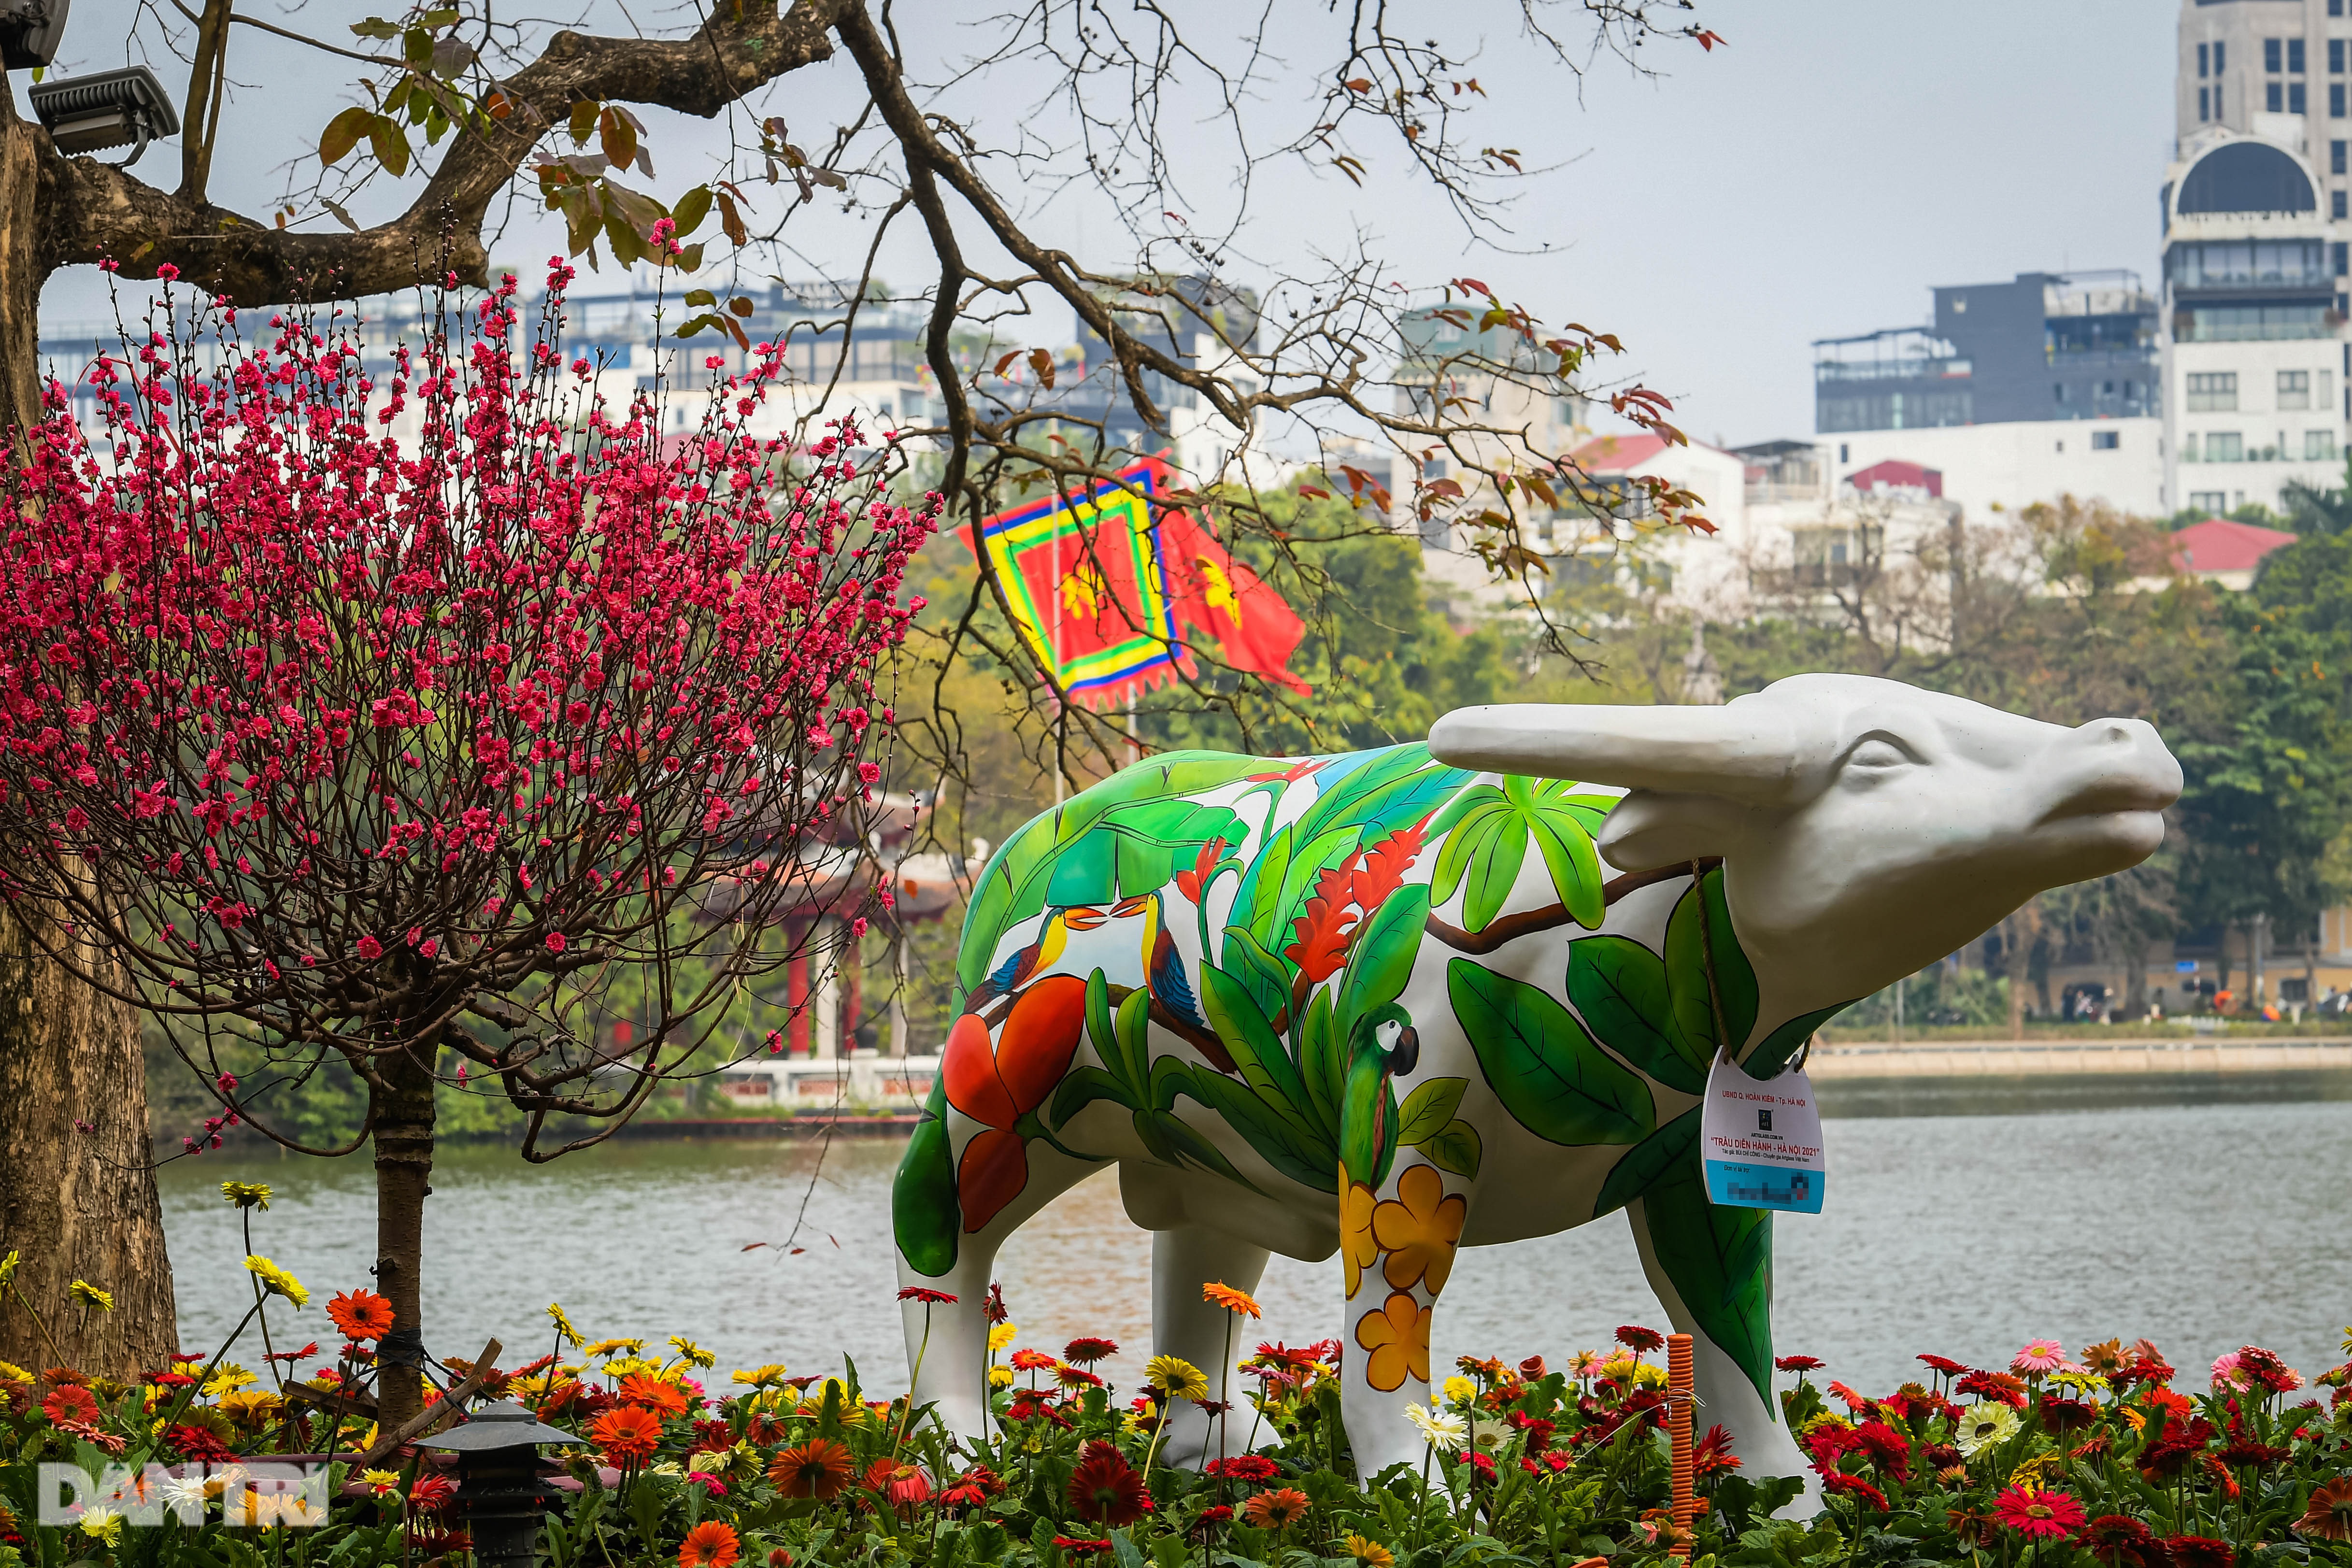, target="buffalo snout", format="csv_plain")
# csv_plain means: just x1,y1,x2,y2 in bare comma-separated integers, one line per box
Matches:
2039,716,2183,823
